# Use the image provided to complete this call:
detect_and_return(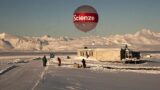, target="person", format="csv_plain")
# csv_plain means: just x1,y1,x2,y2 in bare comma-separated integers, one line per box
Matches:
86,51,89,58
57,57,61,66
42,55,47,67
81,59,86,68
